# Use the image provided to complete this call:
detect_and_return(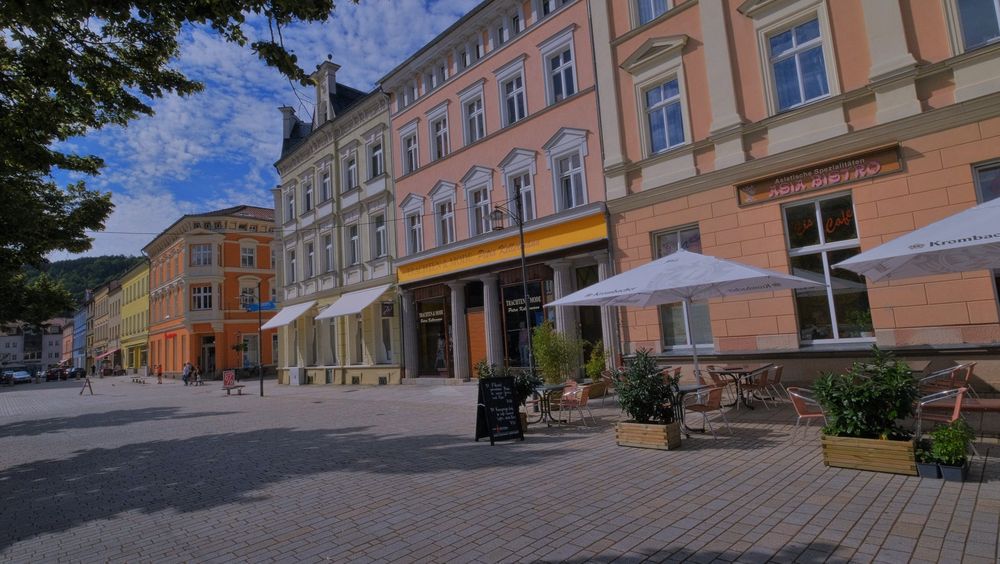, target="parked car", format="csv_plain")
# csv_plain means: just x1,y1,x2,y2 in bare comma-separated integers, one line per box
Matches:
9,371,32,384
45,368,67,381
68,367,86,379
